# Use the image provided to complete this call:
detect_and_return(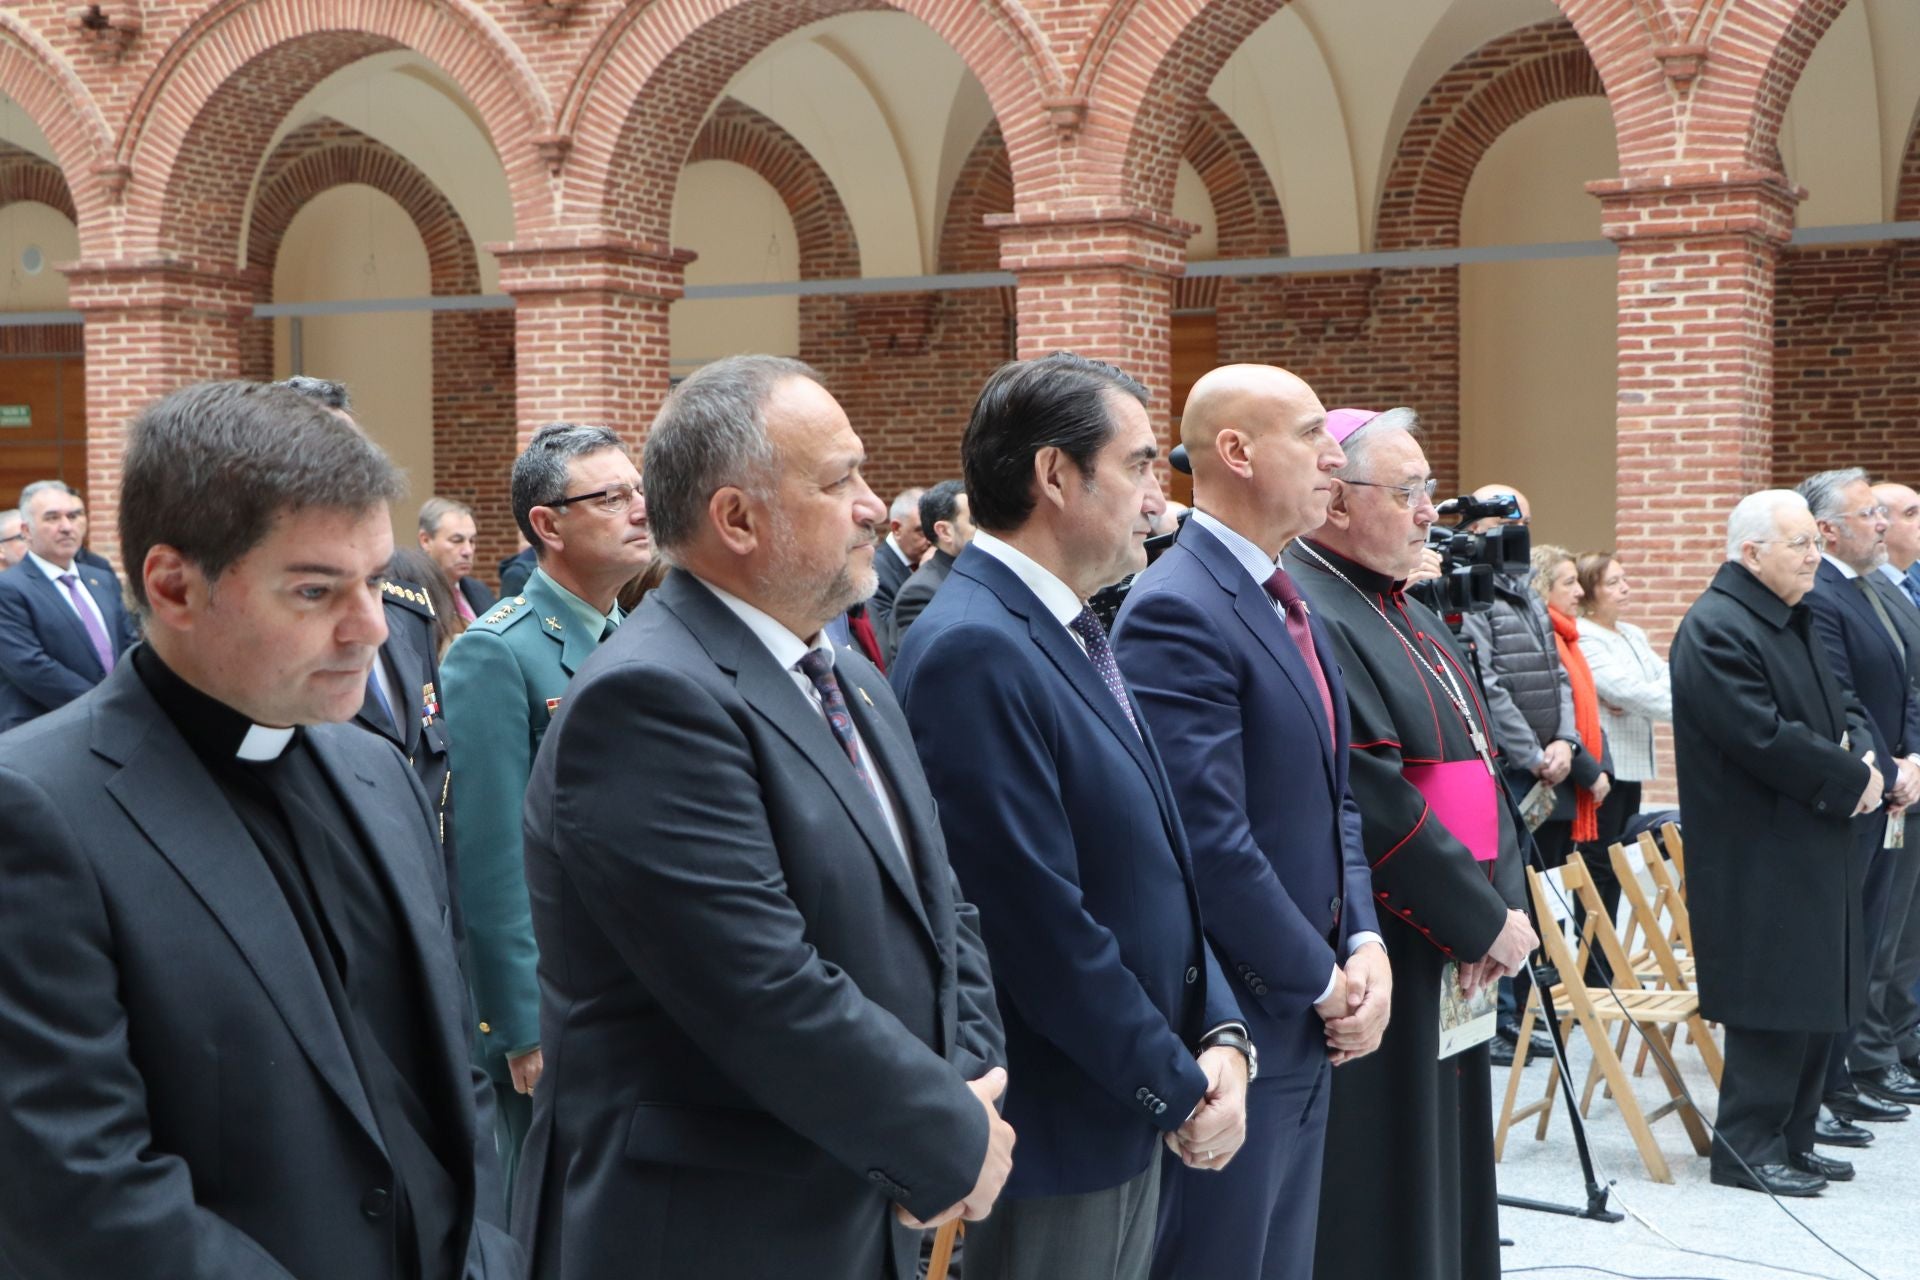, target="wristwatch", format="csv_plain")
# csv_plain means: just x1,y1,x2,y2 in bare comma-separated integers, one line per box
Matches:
1199,1027,1258,1082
